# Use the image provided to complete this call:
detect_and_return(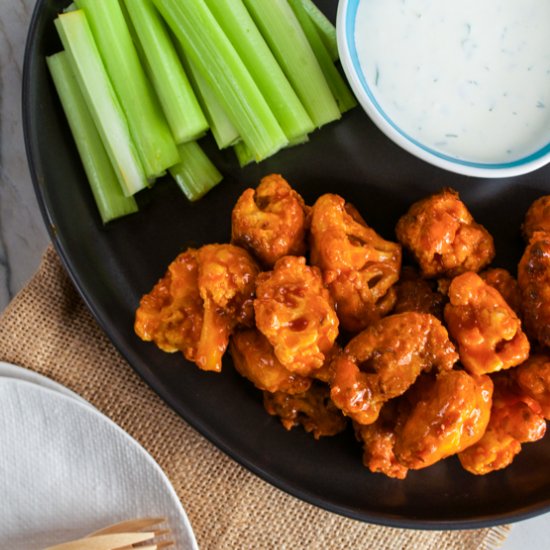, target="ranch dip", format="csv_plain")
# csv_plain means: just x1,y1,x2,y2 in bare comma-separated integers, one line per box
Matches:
355,0,550,163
